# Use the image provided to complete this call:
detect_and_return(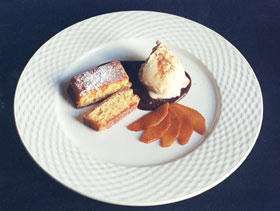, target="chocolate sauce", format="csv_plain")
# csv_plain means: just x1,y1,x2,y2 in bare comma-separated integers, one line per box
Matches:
121,61,191,111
